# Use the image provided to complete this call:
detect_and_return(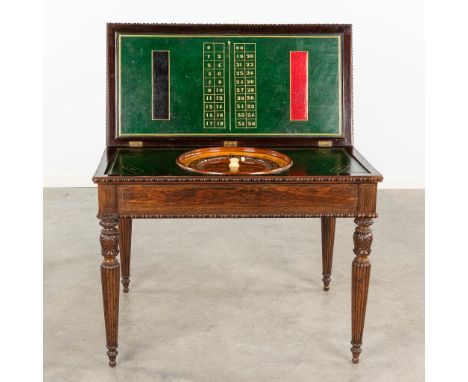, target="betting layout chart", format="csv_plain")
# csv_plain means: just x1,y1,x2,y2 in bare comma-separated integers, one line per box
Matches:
117,34,342,137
